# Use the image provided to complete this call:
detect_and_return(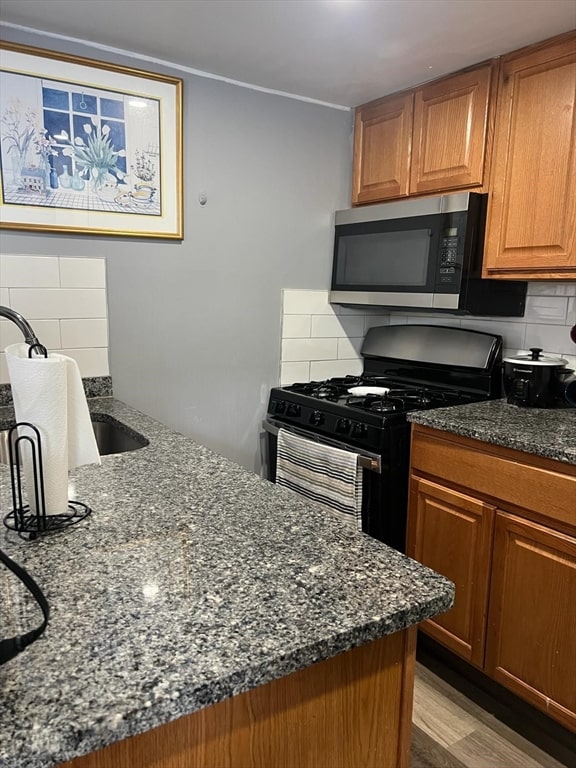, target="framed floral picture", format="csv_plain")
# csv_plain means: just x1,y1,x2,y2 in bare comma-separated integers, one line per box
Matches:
0,42,183,239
